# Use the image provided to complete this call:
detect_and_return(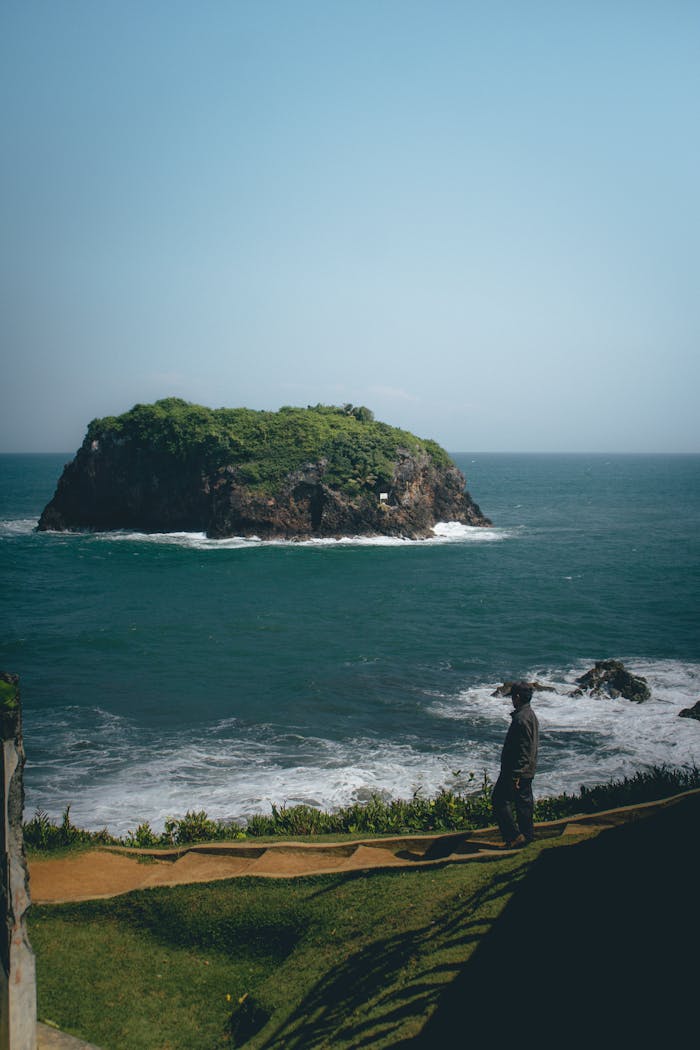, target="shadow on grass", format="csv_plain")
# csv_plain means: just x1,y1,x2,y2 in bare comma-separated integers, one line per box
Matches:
252,860,529,1049
249,794,700,1048
406,792,700,1048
